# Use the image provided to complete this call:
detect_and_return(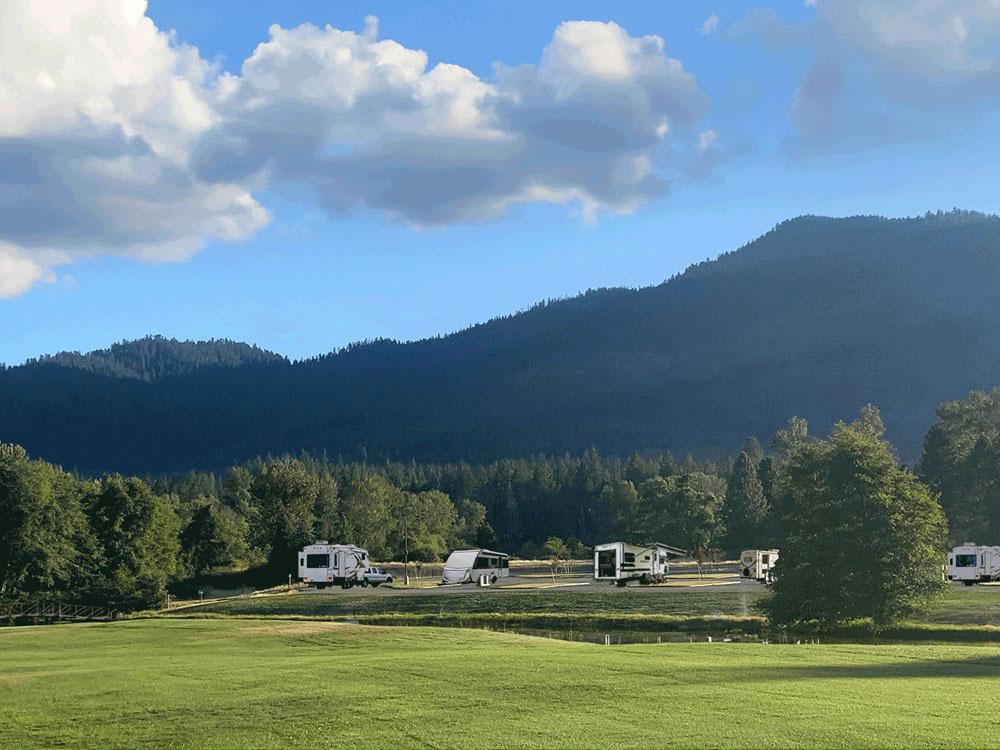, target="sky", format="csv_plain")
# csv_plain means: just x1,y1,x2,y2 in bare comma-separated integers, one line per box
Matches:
3,0,1000,365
